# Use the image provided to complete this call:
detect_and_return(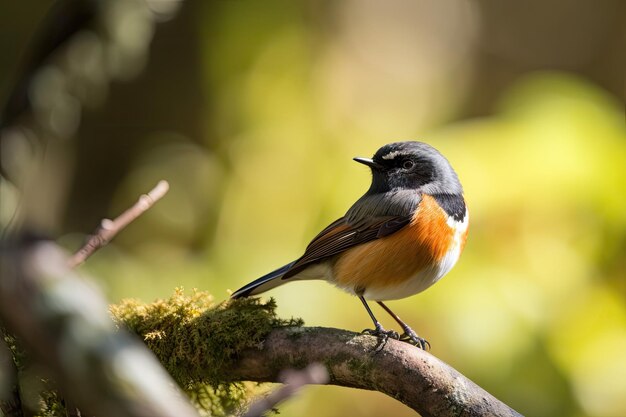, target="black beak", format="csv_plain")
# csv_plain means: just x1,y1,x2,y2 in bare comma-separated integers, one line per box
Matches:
353,157,383,170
